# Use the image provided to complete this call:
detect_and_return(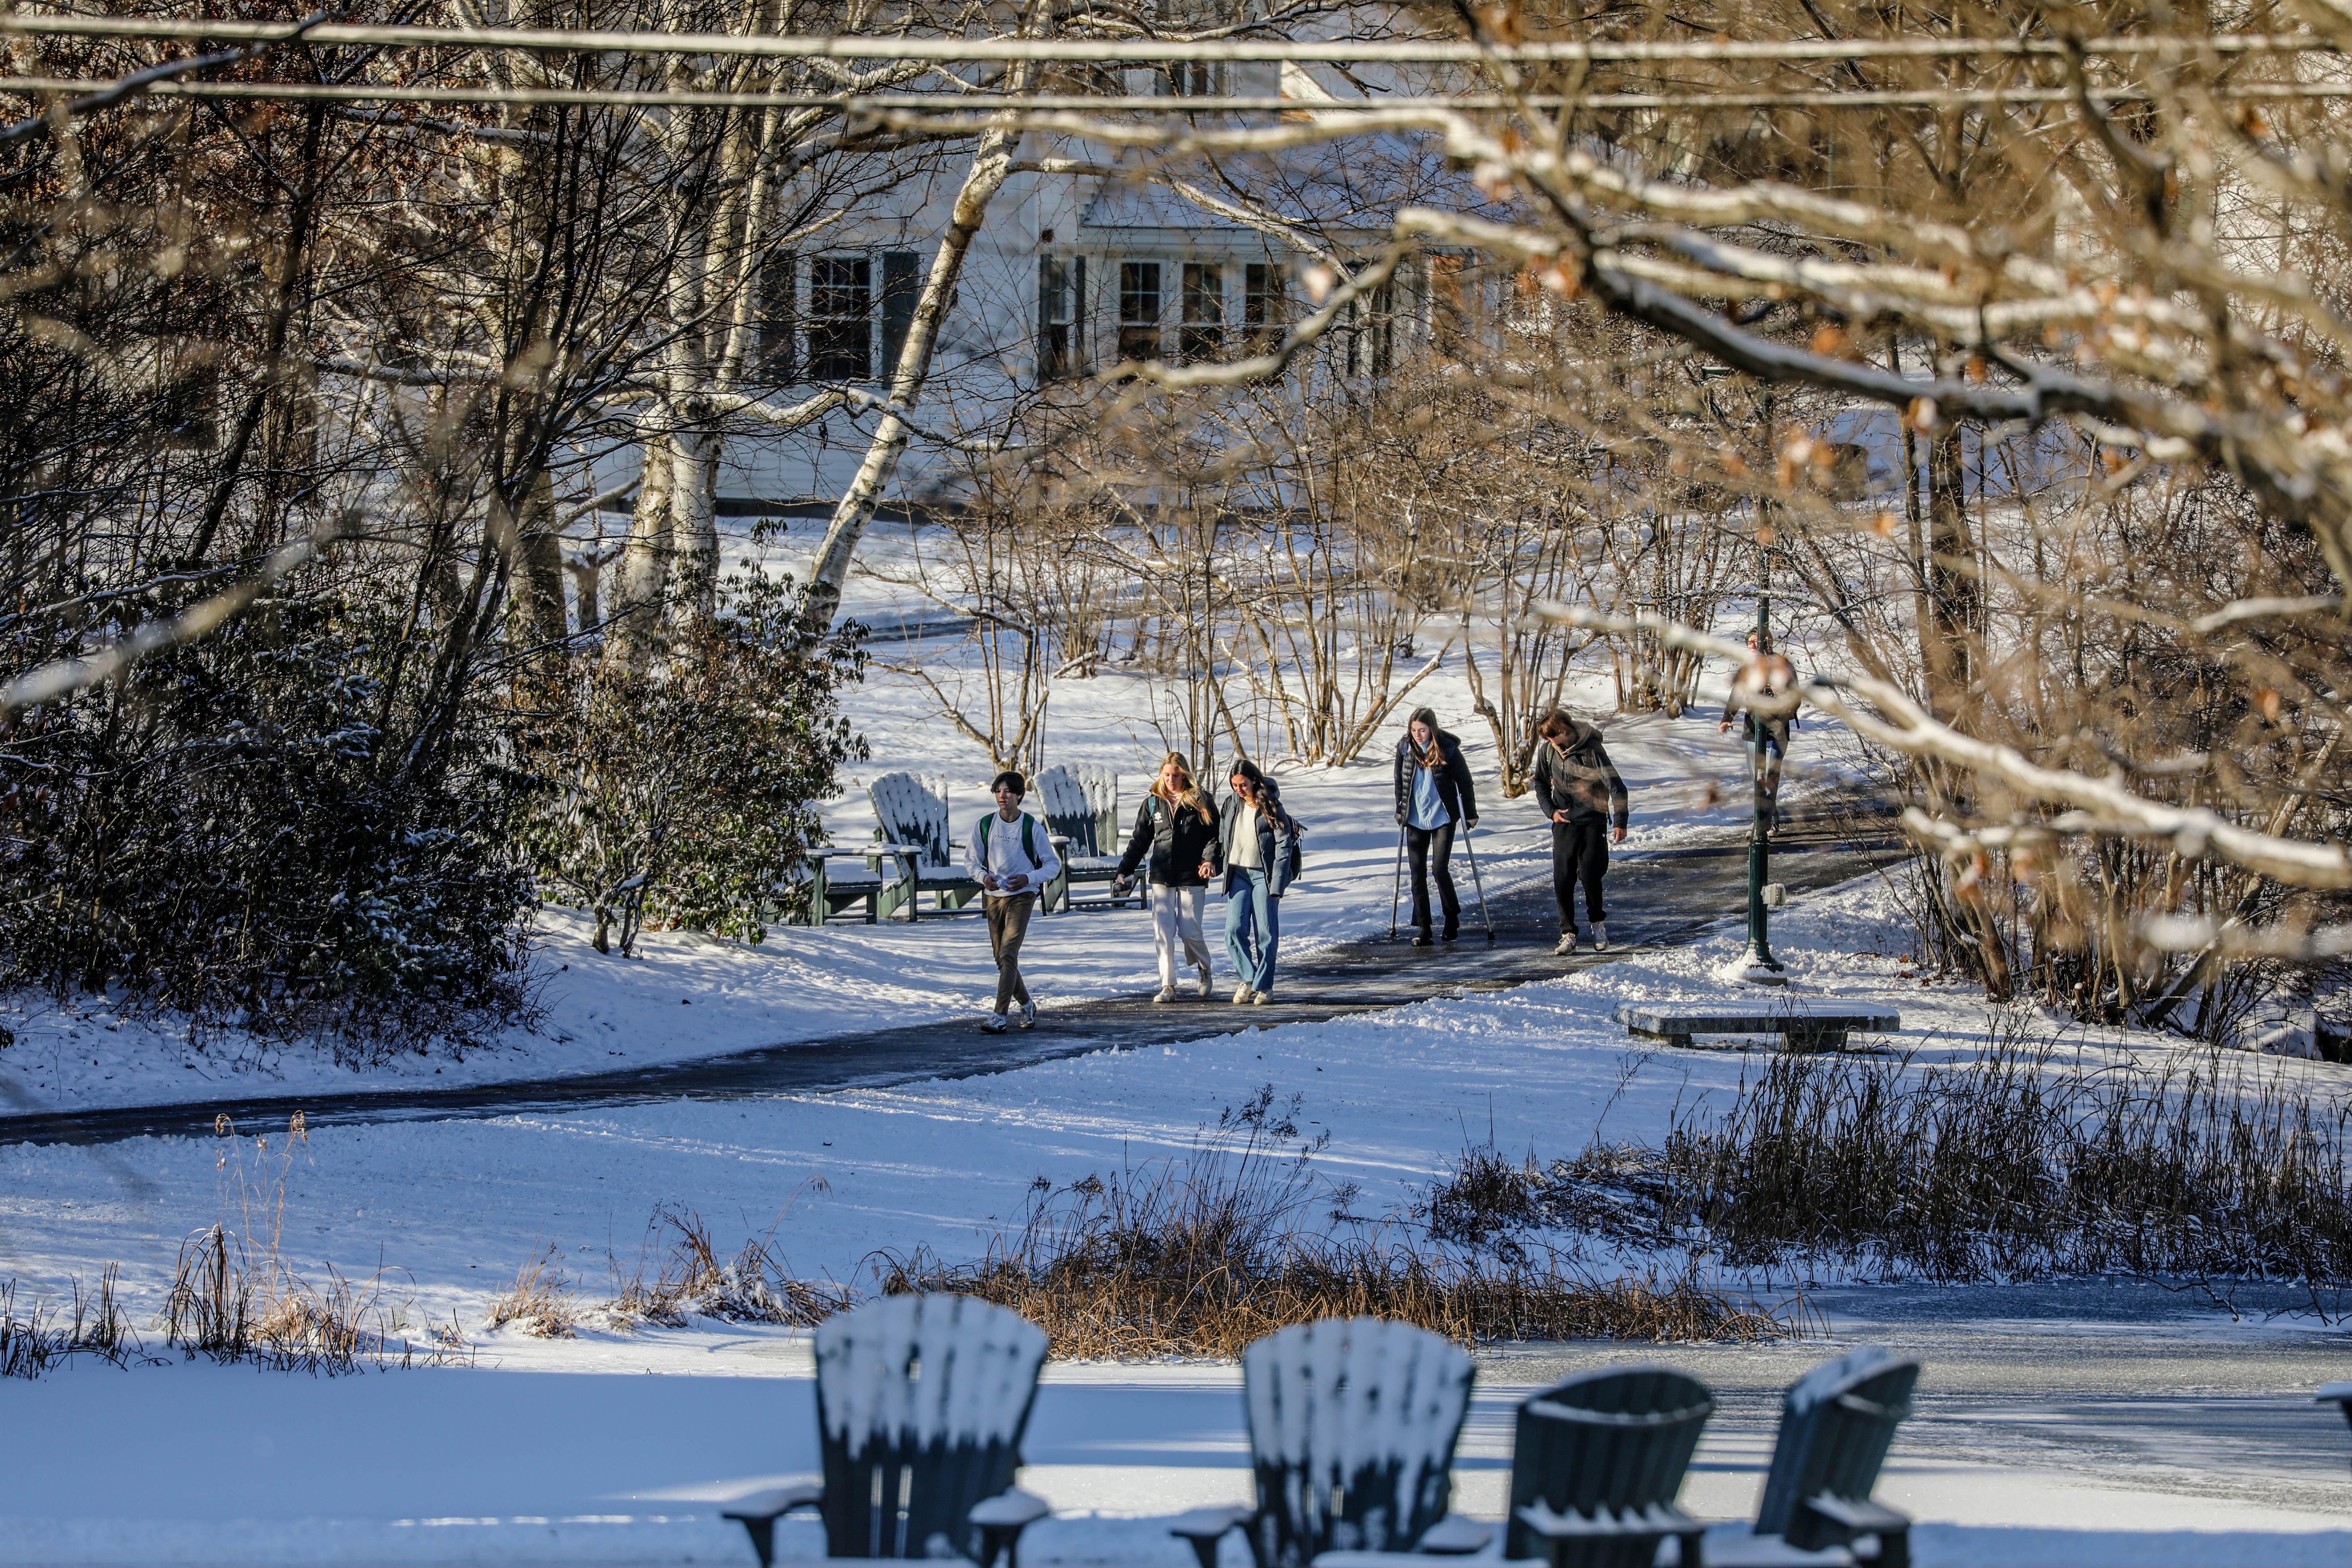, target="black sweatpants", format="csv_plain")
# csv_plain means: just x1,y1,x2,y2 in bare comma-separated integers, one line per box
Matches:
1551,819,1609,928
1405,821,1459,931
